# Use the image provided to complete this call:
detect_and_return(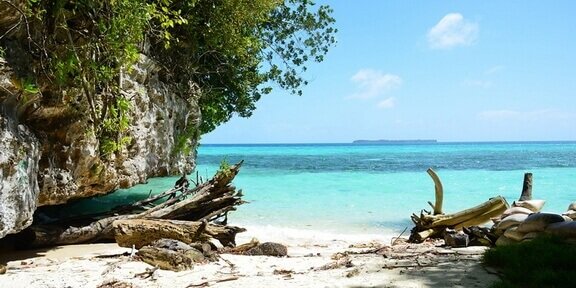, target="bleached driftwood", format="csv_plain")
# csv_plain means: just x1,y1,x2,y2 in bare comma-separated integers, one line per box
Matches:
409,168,508,243
22,162,246,248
